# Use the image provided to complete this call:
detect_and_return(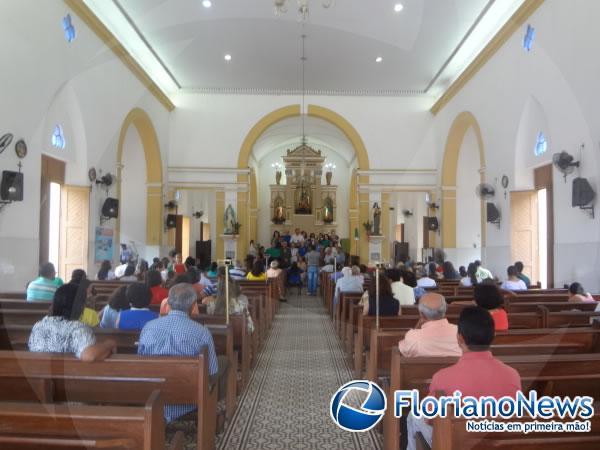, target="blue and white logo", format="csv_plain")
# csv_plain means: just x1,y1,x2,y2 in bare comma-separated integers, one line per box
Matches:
330,380,387,432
